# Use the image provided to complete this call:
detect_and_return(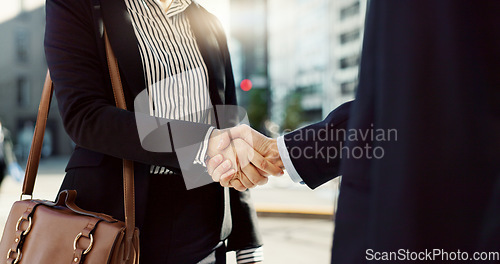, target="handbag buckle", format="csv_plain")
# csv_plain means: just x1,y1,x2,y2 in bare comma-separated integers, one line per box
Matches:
7,248,21,264
15,216,32,236
73,232,94,255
